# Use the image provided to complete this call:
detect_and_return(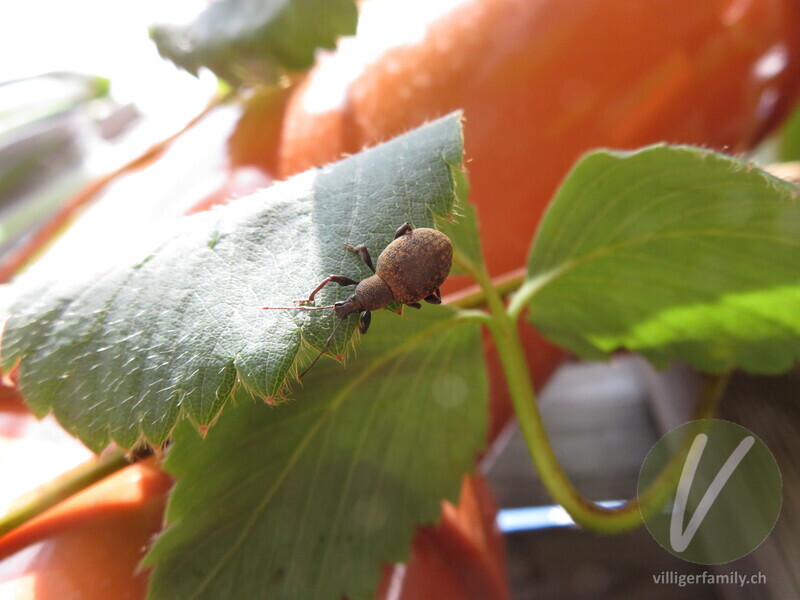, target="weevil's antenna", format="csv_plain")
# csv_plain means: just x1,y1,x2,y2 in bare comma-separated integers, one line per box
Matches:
299,316,349,379
262,303,350,378
262,304,337,311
